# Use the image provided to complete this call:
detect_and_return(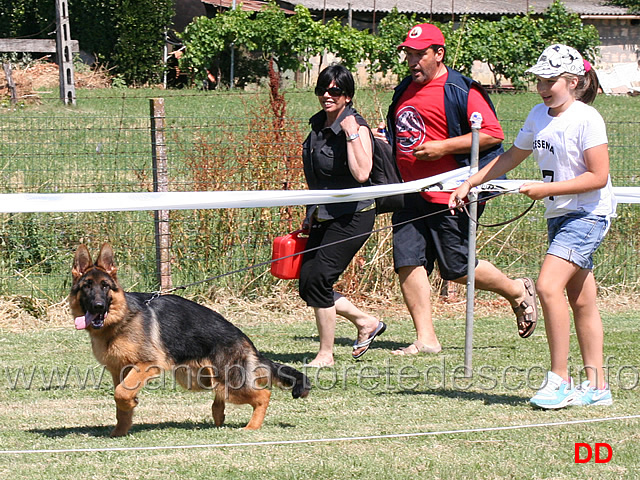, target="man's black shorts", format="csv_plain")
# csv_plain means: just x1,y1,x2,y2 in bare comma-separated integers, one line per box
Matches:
392,193,485,280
